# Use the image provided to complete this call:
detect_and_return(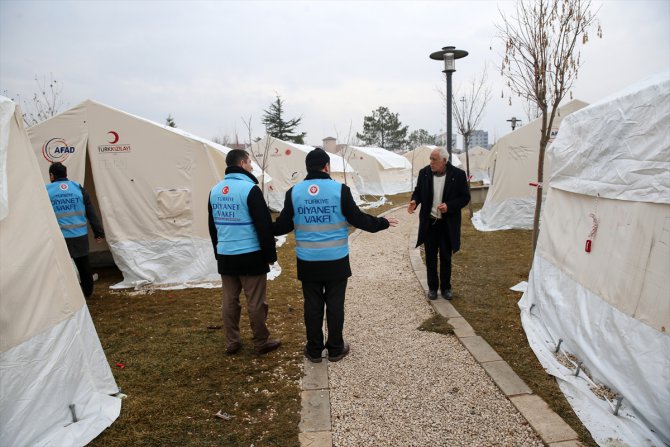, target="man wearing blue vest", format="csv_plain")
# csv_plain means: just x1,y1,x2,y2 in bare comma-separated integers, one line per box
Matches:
208,149,281,356
274,148,398,363
47,162,105,298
